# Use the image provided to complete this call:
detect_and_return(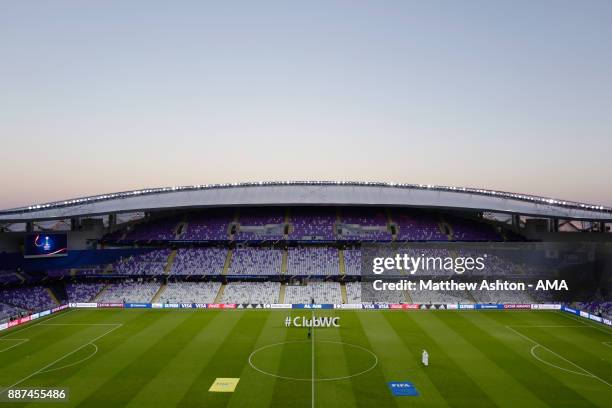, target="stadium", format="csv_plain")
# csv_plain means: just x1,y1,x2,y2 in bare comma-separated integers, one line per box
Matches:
0,181,610,407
